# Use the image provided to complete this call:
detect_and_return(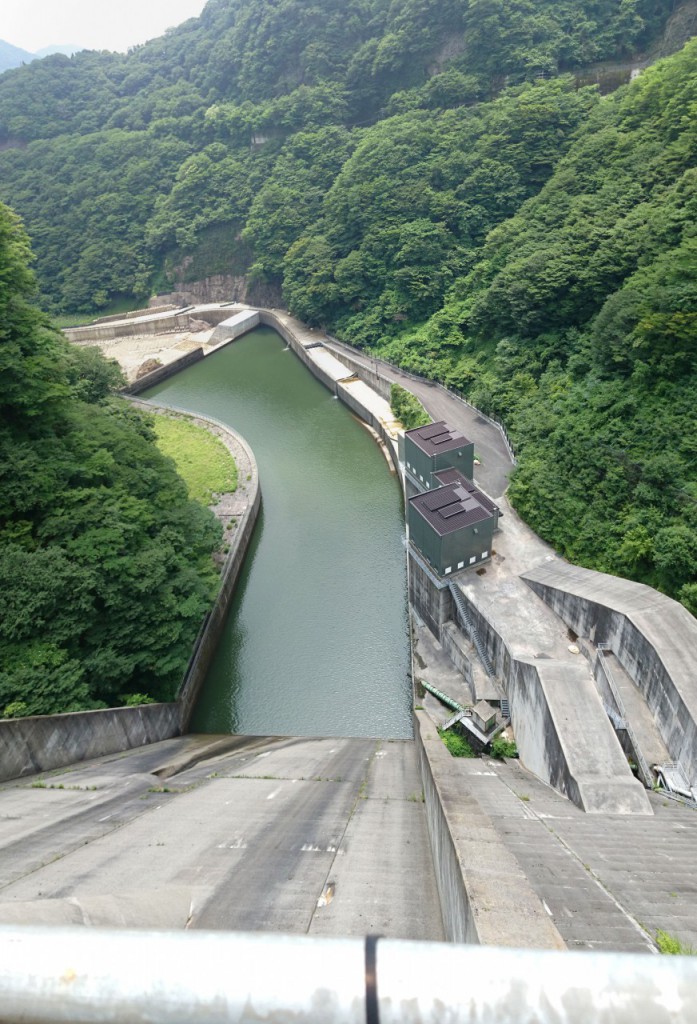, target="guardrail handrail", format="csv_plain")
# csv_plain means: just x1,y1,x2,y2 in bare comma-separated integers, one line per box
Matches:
2,926,697,1023
324,334,517,465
